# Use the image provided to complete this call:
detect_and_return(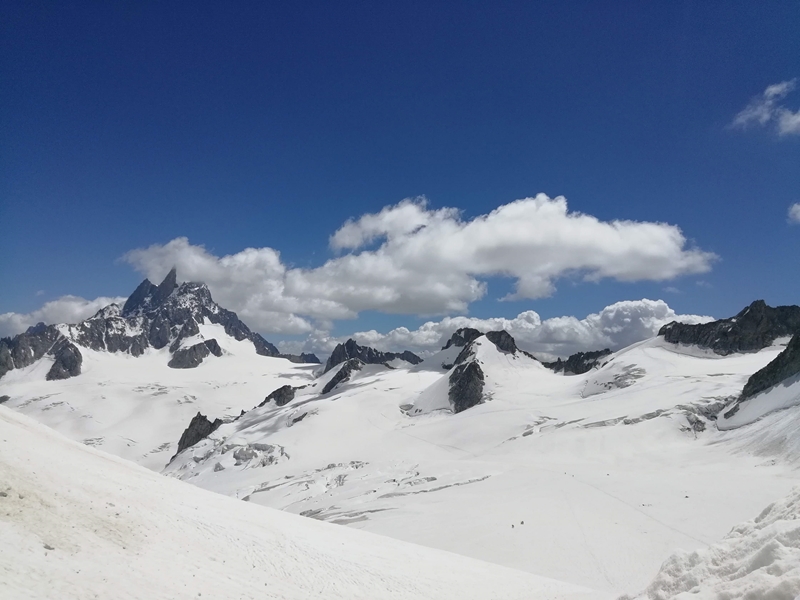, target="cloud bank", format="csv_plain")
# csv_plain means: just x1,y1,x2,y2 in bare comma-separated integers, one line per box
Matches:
0,296,126,338
732,79,800,136
122,195,715,333
278,299,714,361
